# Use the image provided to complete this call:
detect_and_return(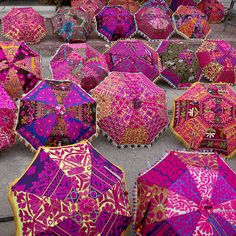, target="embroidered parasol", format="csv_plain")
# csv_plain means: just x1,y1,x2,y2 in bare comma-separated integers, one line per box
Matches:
0,41,41,99
171,82,236,157
0,85,17,150
109,0,140,14
172,5,211,39
196,40,236,84
104,39,161,81
169,0,199,12
8,141,132,235
2,7,47,44
135,7,174,40
16,80,97,151
91,72,169,147
95,6,136,41
157,40,201,89
134,150,236,235
50,43,109,92
141,0,172,16
198,0,225,23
